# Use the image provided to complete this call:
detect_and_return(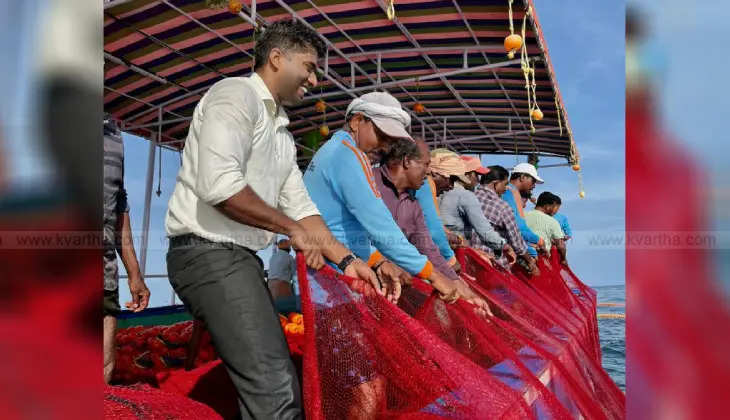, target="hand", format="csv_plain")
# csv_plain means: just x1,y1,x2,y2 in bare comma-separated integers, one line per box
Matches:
375,261,411,303
289,227,325,270
125,274,150,312
527,257,540,277
503,244,517,266
428,270,458,303
475,249,494,267
344,259,385,299
446,232,463,248
450,259,462,274
454,279,492,317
